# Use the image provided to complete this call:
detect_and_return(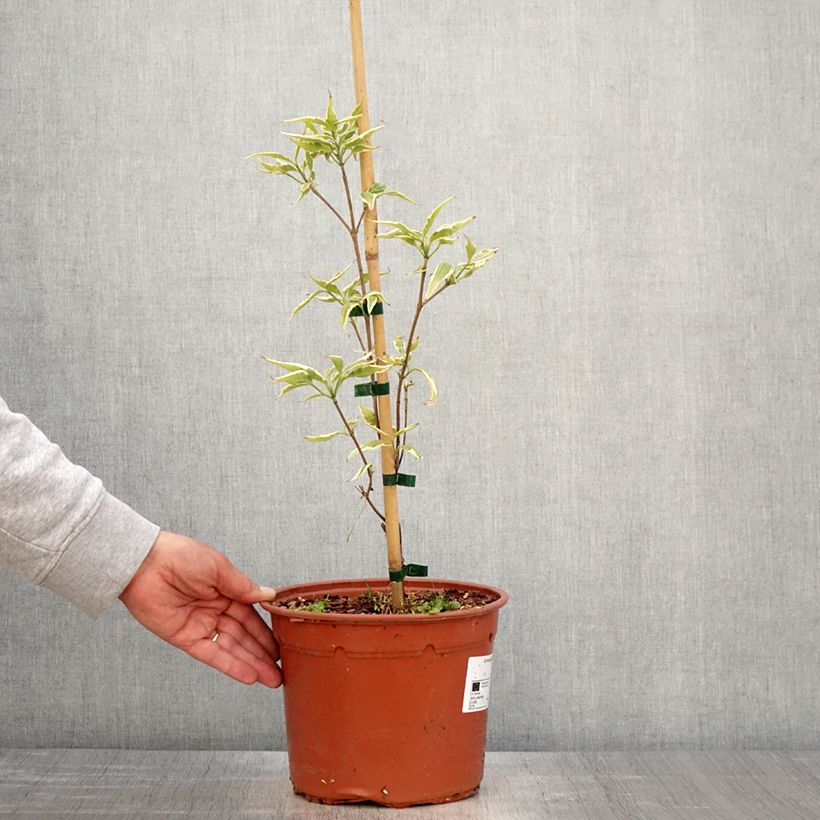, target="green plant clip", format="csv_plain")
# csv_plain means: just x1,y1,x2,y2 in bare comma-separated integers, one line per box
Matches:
389,563,429,582
349,302,384,317
354,381,390,397
382,472,416,487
